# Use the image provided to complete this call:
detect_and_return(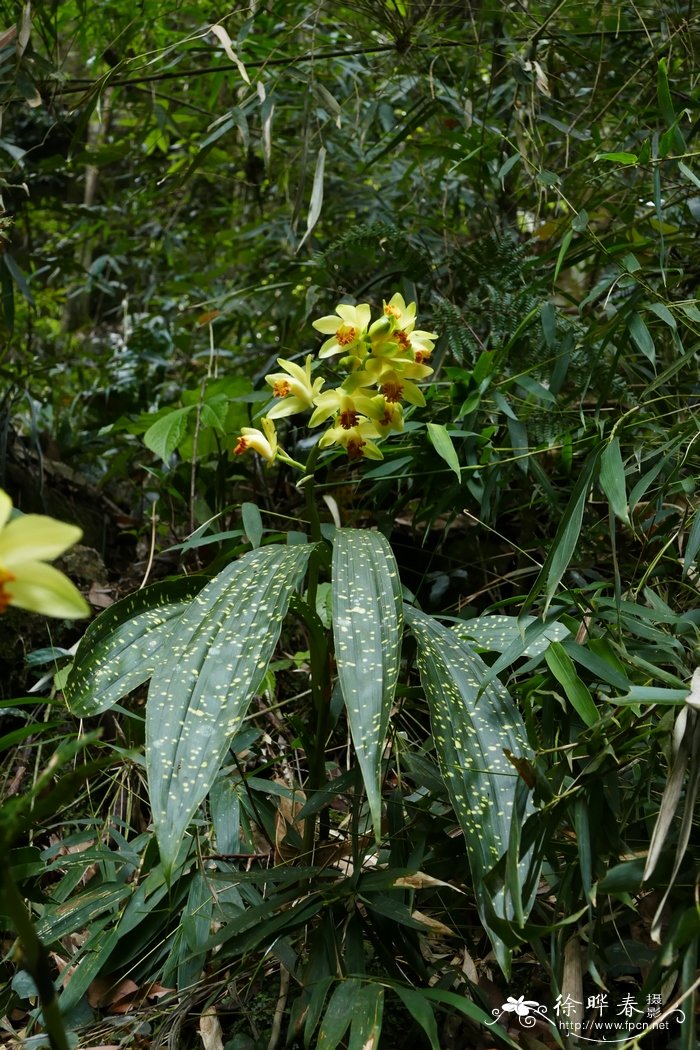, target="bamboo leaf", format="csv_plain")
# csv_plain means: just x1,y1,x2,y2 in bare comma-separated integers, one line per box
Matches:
544,641,599,726
64,577,206,716
317,979,360,1050
393,987,440,1050
523,445,602,614
683,510,700,577
147,544,311,876
599,436,630,524
348,984,384,1050
405,606,537,961
628,312,655,364
333,529,402,841
297,145,326,252
427,422,461,481
241,501,263,548
209,23,250,84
